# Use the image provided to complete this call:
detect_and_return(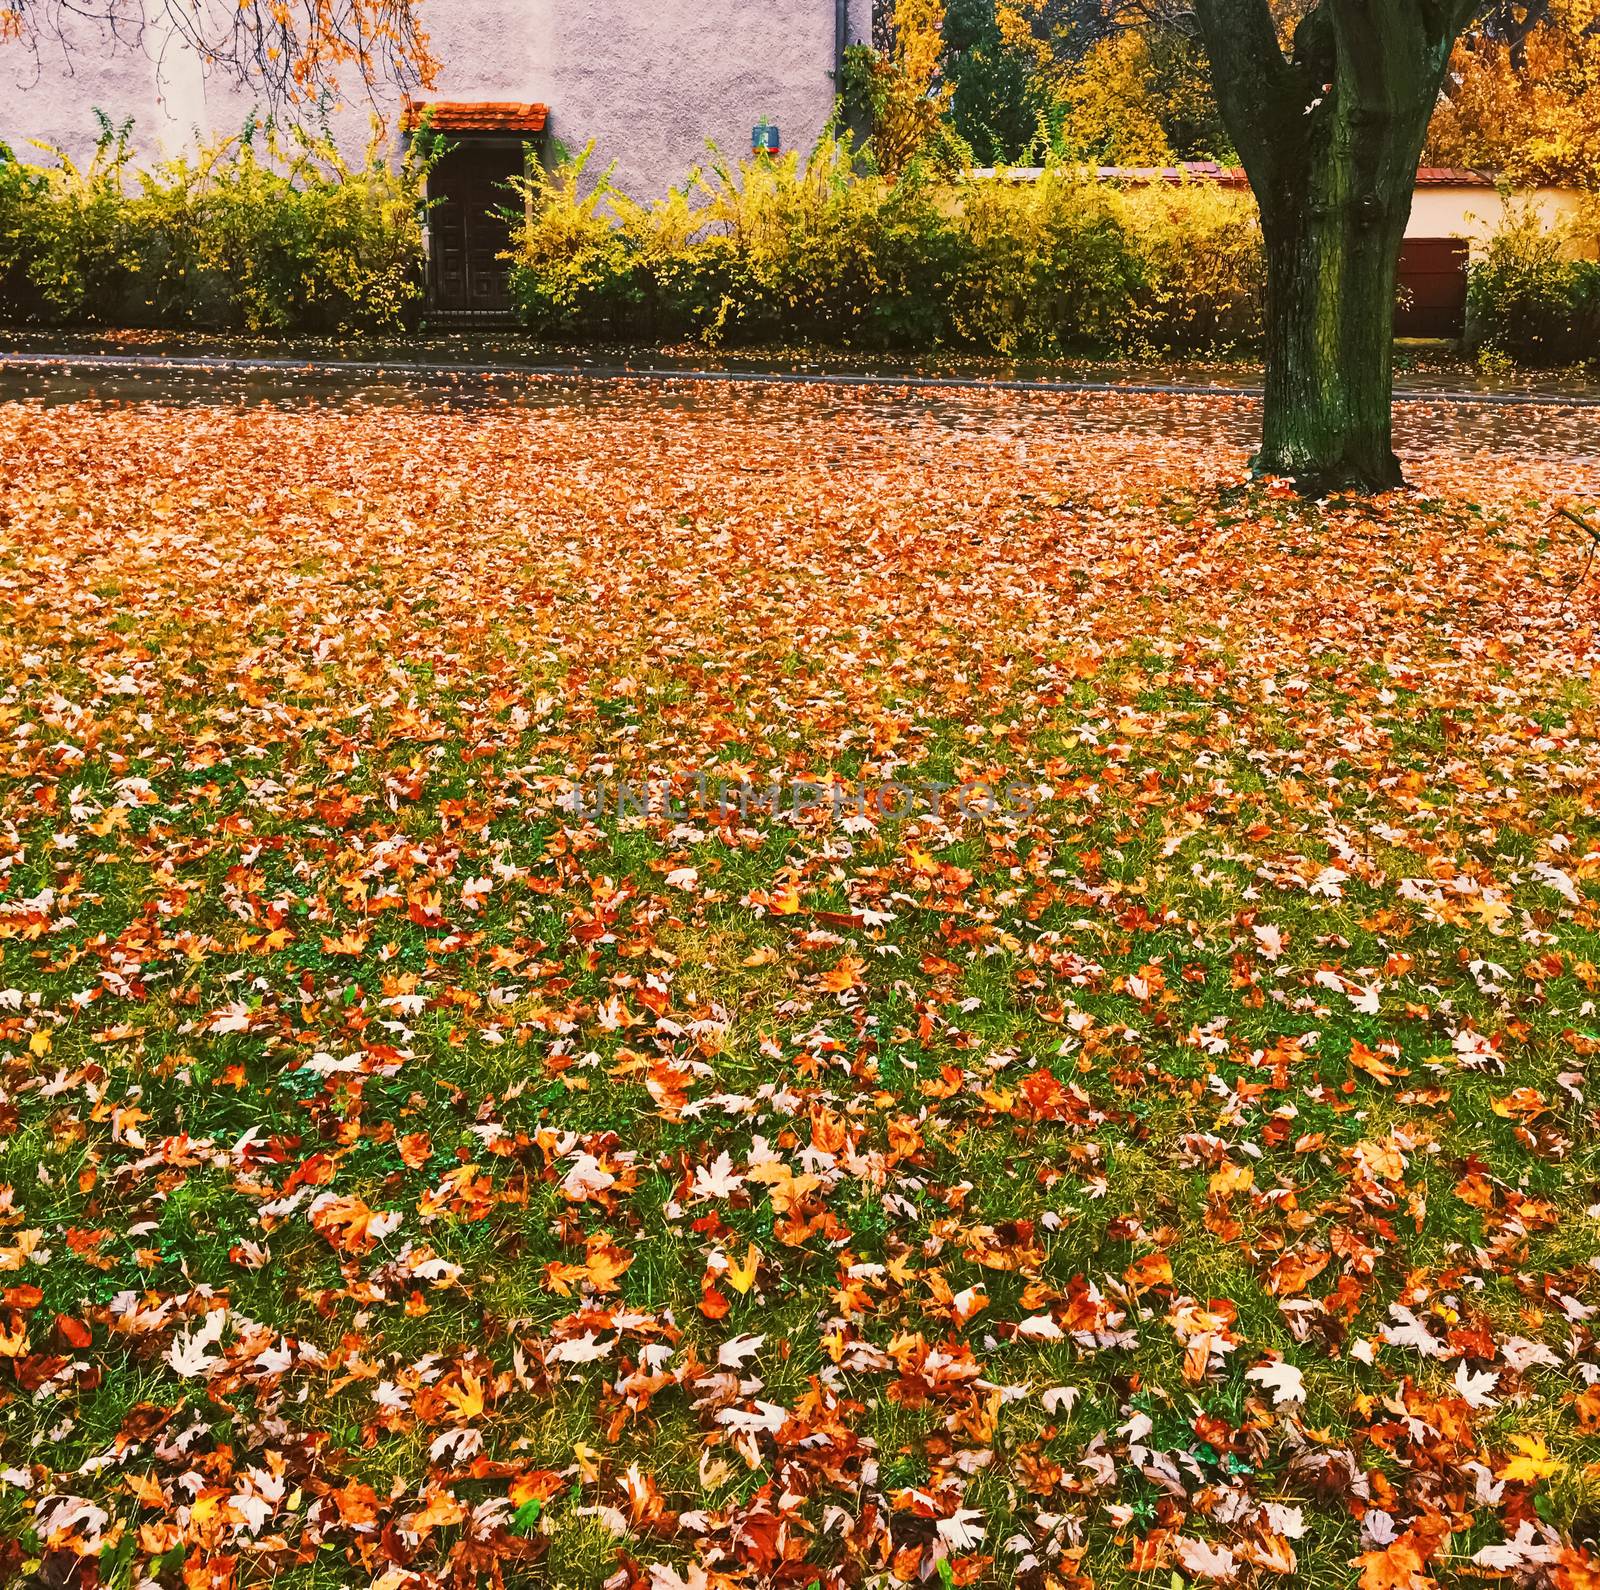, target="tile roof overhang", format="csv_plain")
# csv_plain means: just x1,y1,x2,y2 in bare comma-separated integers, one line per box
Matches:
402,101,550,135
